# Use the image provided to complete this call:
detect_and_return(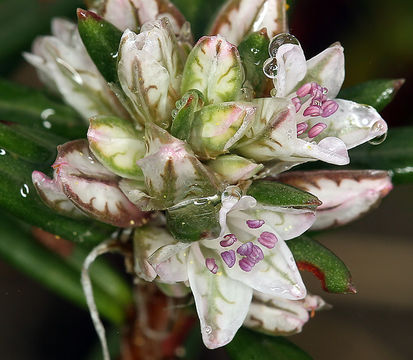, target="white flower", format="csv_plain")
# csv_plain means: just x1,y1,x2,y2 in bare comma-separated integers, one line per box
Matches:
135,187,316,348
